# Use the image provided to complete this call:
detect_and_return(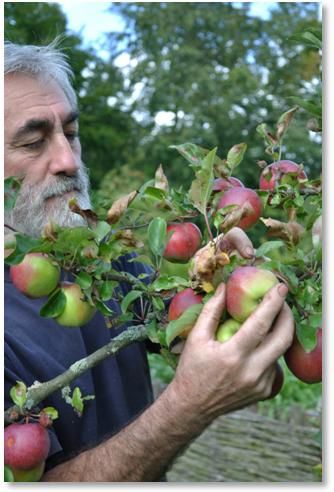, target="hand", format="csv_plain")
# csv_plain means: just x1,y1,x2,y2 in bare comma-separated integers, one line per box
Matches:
218,226,254,259
169,282,294,425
